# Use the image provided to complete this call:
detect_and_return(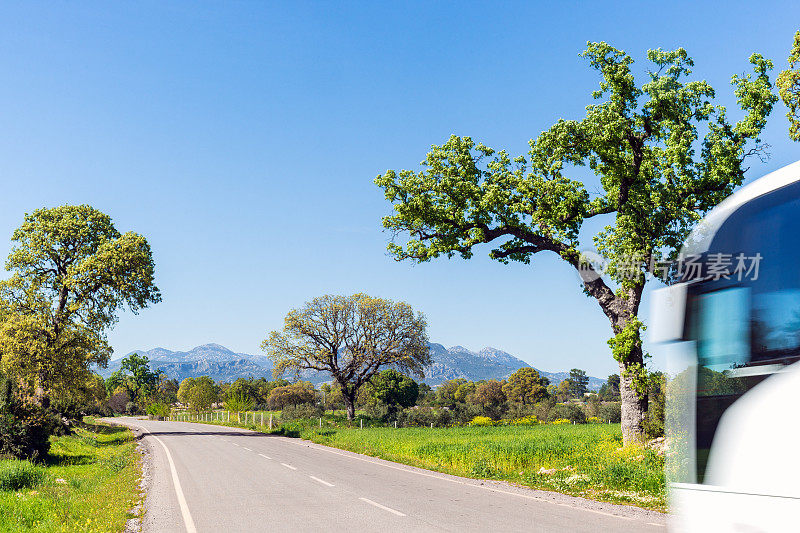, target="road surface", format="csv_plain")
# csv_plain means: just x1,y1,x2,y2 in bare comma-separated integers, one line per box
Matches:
108,417,668,533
